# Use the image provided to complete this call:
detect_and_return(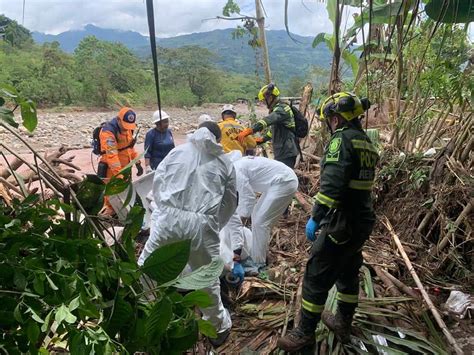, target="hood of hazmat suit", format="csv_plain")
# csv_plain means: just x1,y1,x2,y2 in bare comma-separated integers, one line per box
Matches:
138,127,237,334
